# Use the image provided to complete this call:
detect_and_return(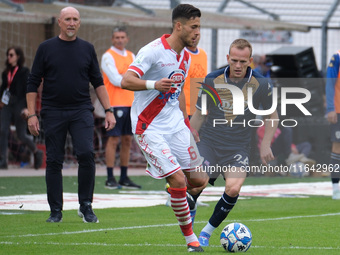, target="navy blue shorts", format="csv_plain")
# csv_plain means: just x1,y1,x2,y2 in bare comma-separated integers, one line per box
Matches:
197,139,250,185
330,114,340,142
106,107,132,137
